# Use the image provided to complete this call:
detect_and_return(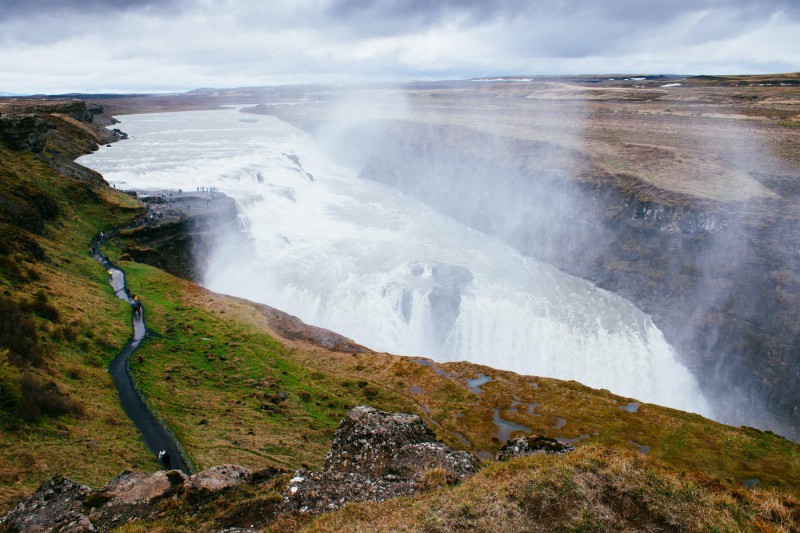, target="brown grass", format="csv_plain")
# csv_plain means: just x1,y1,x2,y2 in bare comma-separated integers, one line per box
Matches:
294,446,799,532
